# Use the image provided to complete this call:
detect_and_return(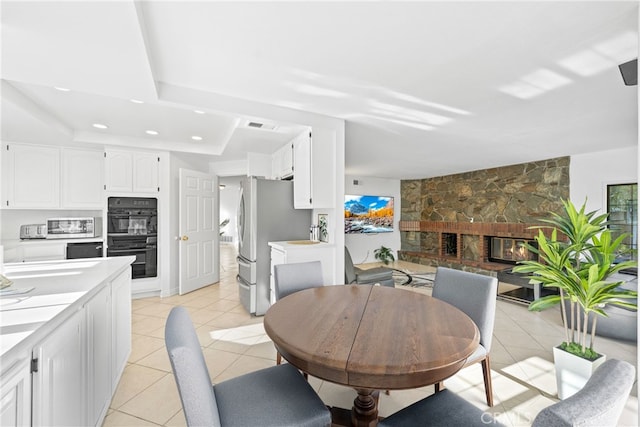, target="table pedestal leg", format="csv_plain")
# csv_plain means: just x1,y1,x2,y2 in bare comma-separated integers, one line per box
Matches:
351,389,379,427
